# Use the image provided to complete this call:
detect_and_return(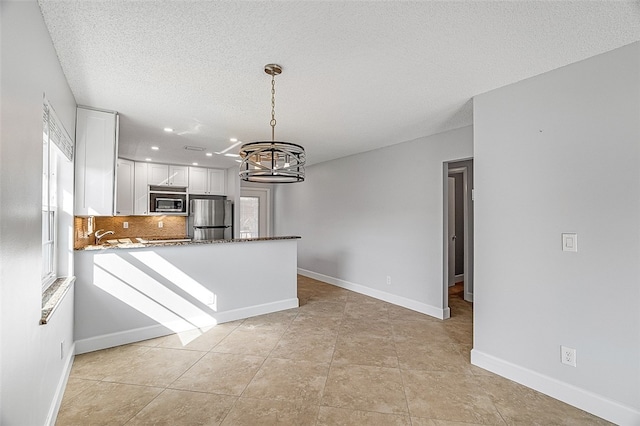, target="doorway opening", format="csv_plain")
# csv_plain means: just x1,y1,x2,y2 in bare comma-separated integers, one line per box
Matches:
443,159,474,318
239,187,271,238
